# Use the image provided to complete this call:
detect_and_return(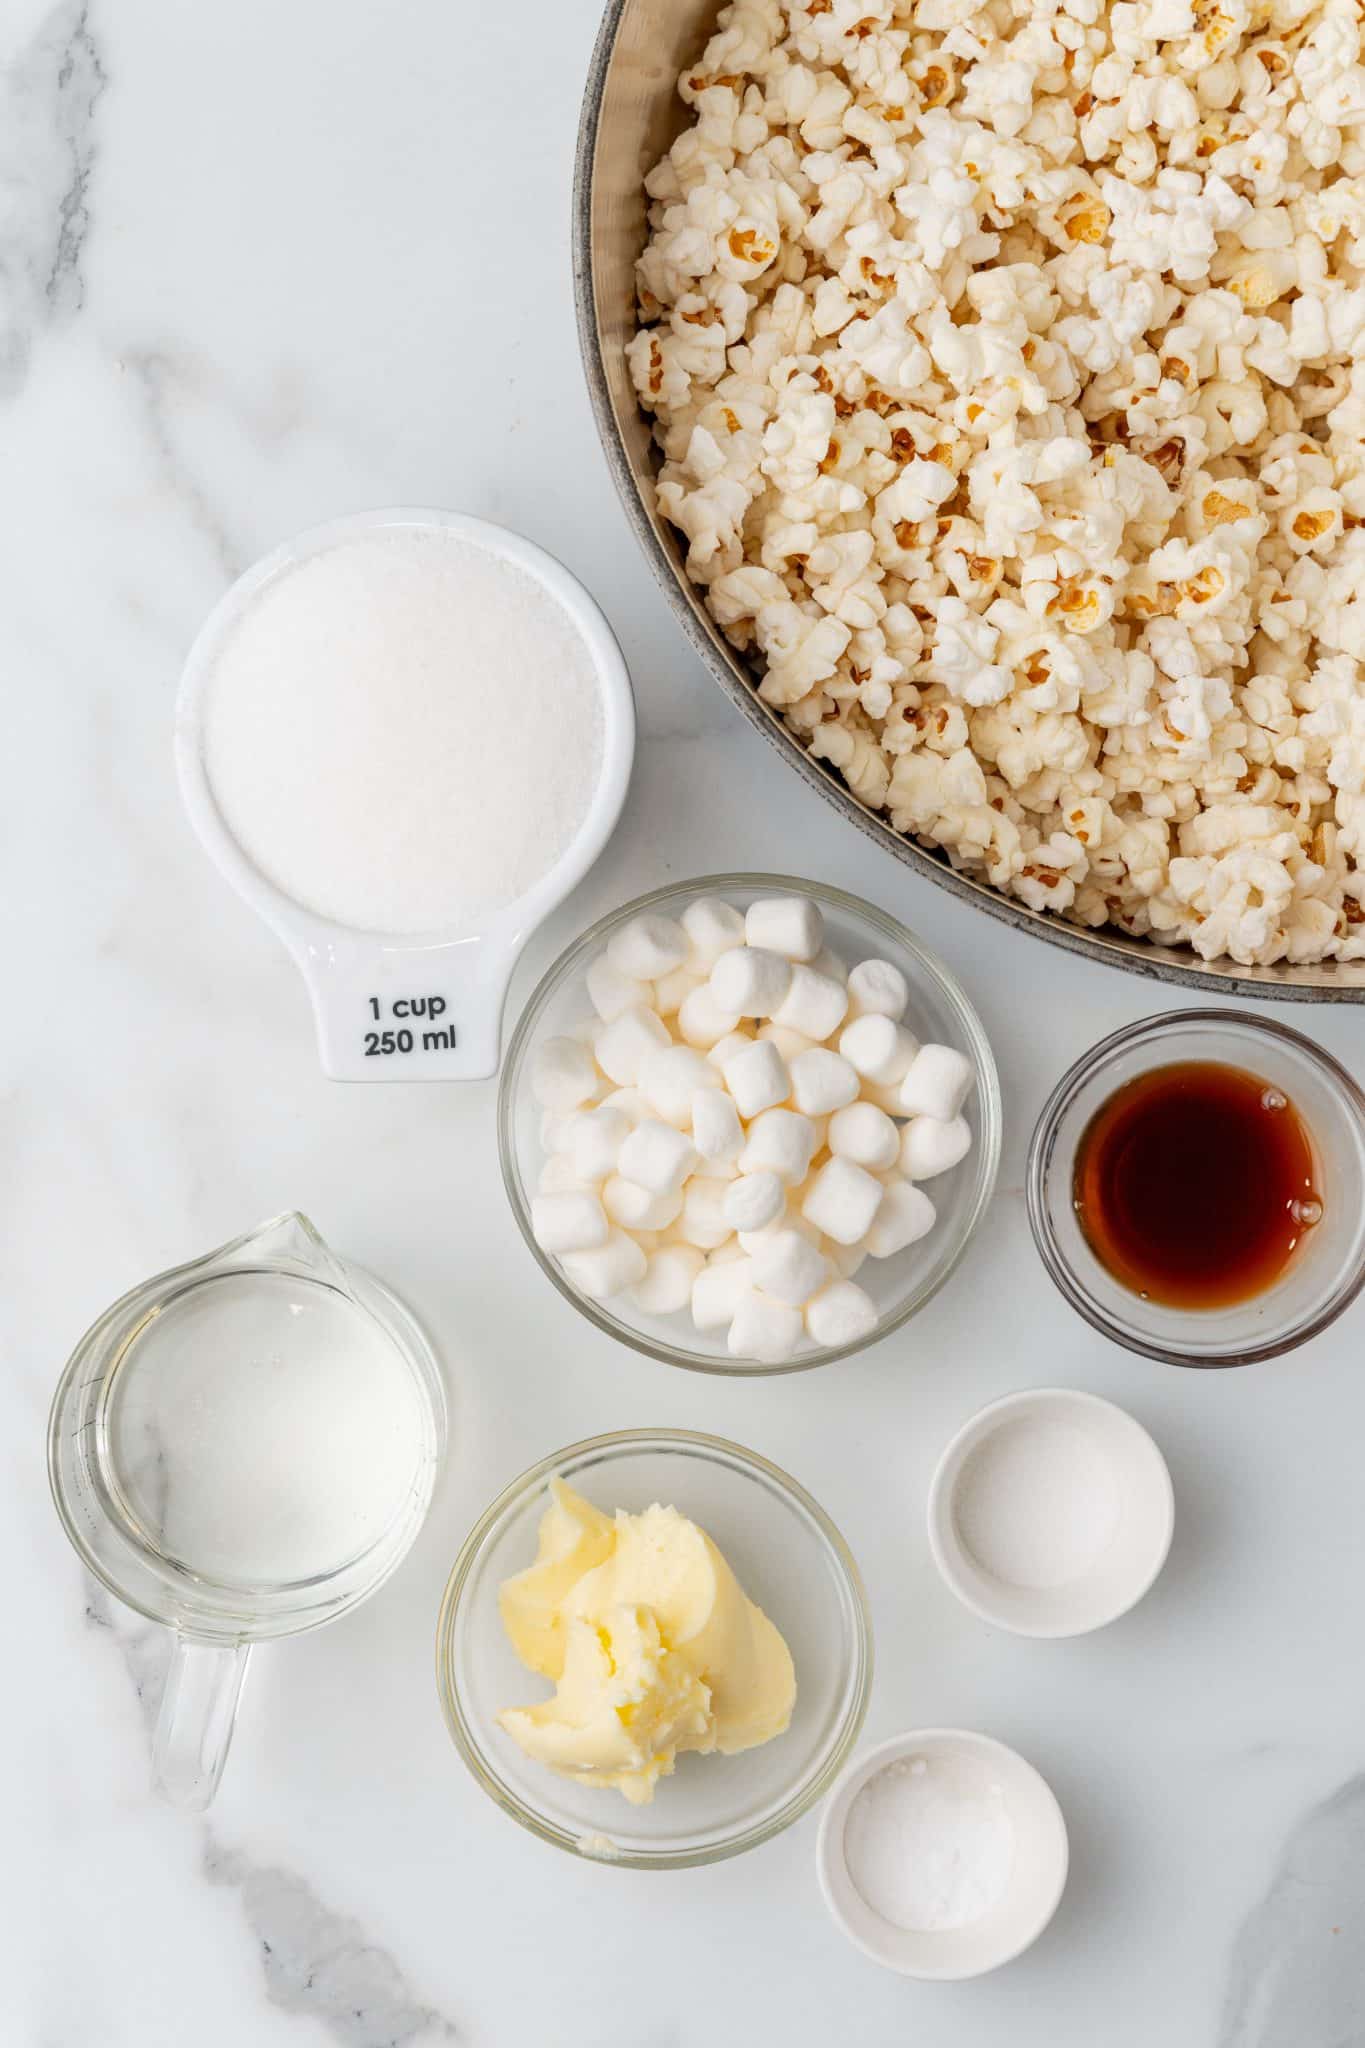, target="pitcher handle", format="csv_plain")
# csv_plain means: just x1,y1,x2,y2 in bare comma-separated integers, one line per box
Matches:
153,1637,251,1811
